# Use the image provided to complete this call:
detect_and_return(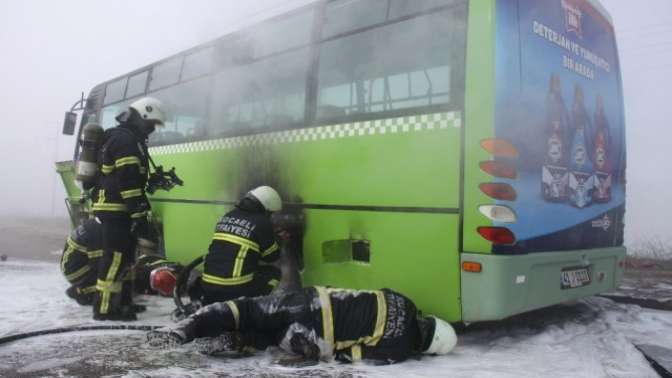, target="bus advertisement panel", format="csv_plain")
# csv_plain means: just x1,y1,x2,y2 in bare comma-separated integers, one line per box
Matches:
495,0,625,253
